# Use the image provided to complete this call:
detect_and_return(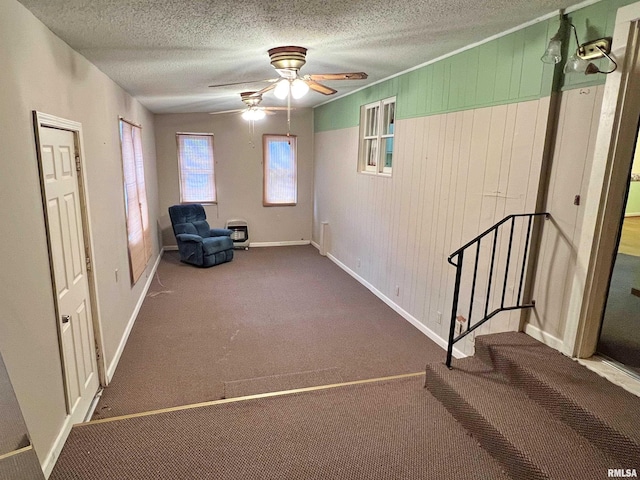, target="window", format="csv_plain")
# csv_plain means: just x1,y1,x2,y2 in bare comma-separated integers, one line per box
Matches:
263,134,297,206
119,119,152,284
359,97,395,175
176,133,216,204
